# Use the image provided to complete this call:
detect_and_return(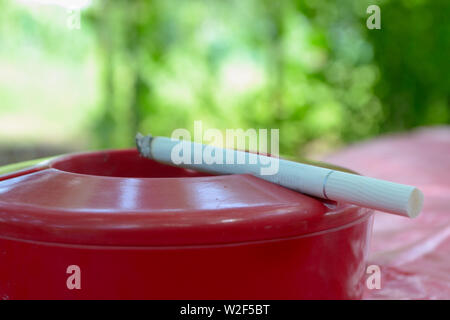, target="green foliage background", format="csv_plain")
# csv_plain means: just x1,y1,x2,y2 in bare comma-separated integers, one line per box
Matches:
0,0,448,158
